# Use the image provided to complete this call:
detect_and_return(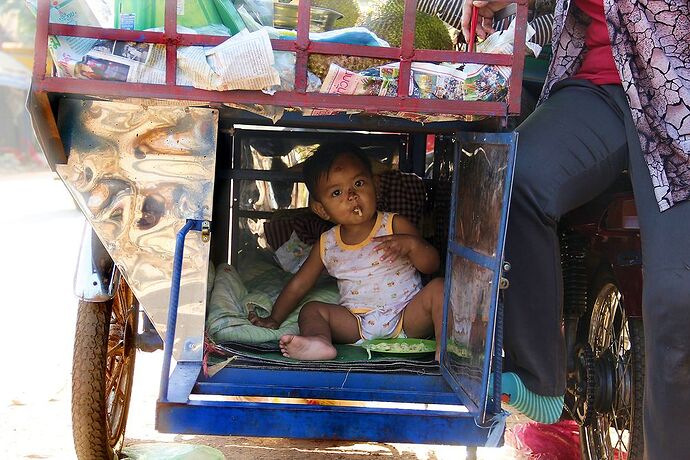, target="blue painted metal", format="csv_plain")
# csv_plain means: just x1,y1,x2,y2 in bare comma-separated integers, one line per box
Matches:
485,134,517,419
167,362,203,403
195,367,460,404
447,241,497,271
159,219,206,403
440,131,517,424
201,367,445,391
491,296,506,414
157,400,497,445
